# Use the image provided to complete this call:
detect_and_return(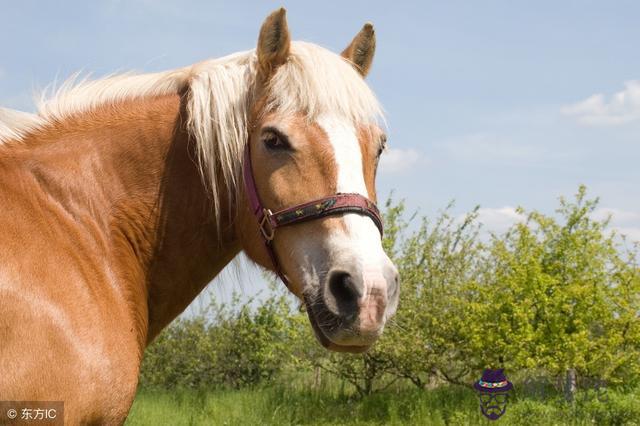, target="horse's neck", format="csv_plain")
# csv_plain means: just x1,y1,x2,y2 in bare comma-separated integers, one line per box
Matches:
18,95,240,346
110,95,242,341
